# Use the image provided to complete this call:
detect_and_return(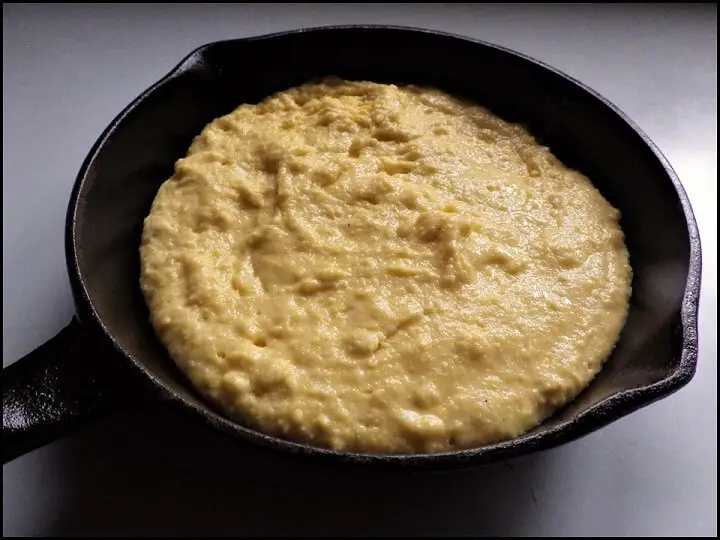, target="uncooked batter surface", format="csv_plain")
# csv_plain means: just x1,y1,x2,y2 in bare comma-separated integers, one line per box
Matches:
140,78,631,454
